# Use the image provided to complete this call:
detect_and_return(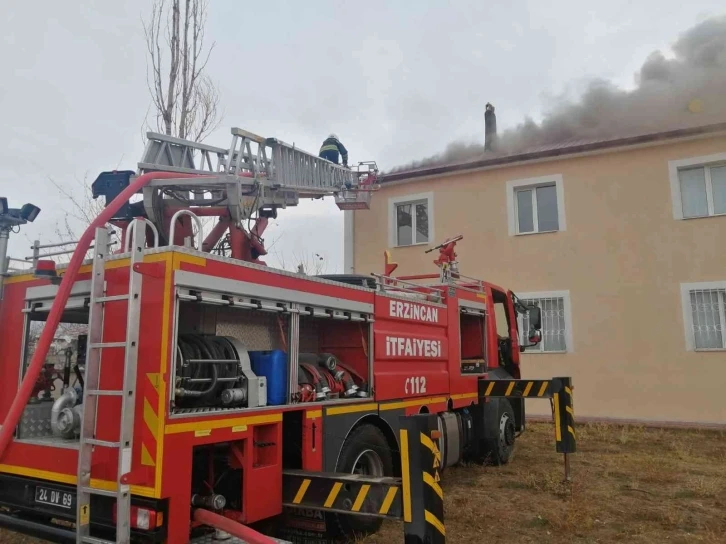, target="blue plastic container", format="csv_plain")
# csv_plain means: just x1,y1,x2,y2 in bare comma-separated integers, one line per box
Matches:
249,350,288,406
